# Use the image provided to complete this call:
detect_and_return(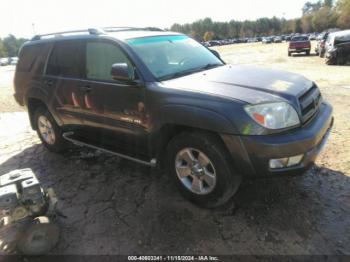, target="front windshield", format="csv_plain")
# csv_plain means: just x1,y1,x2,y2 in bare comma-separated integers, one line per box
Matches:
126,35,223,81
